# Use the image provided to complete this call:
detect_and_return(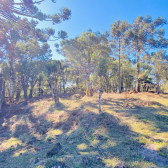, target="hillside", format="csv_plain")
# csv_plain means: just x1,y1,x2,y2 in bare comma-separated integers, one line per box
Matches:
0,92,168,168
